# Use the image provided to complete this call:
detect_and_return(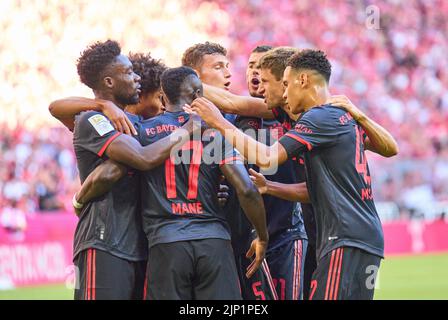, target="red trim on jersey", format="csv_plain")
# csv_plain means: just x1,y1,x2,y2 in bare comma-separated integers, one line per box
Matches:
261,260,278,300
284,133,313,151
86,249,92,300
143,273,148,300
329,248,341,300
333,248,344,300
219,156,243,166
92,249,96,300
97,132,121,157
324,249,336,300
293,240,303,300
